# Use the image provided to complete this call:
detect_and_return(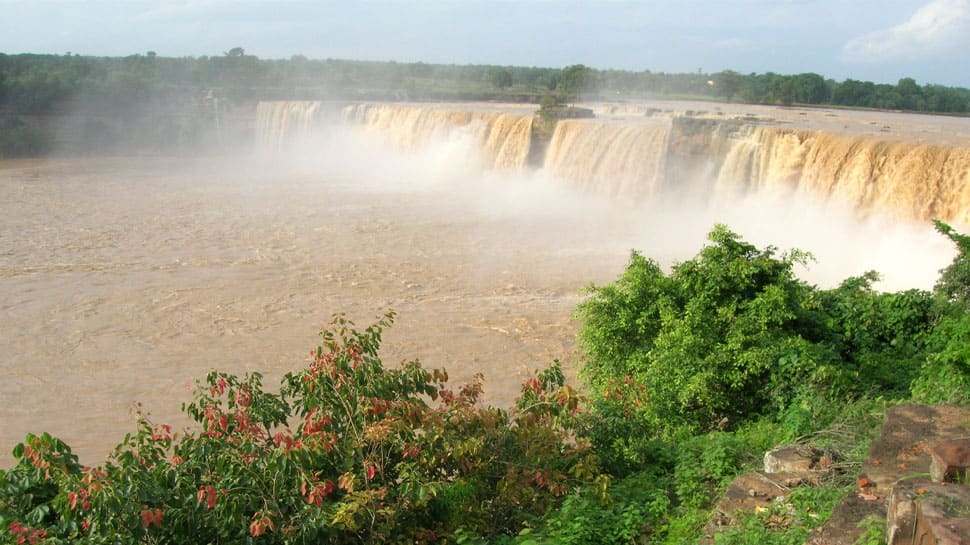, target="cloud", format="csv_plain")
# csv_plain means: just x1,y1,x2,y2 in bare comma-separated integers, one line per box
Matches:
841,0,970,63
